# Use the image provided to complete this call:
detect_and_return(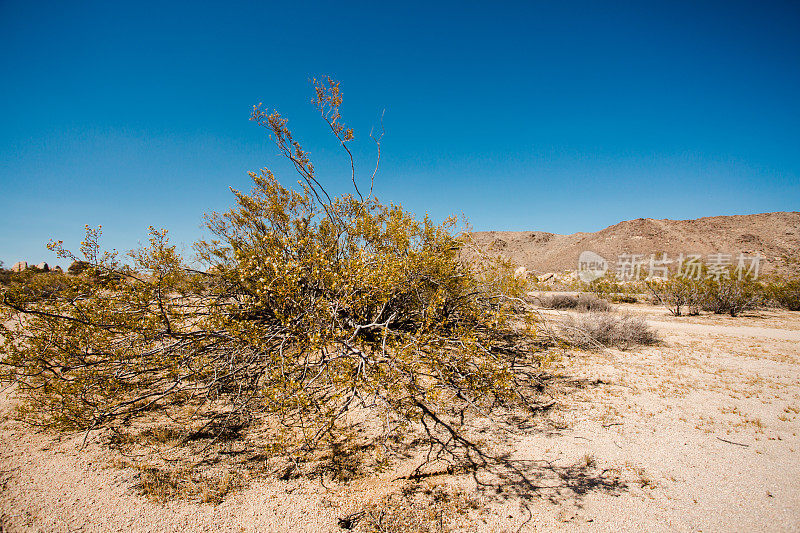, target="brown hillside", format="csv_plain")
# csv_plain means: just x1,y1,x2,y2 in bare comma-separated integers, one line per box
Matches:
471,211,800,276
